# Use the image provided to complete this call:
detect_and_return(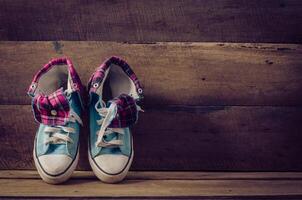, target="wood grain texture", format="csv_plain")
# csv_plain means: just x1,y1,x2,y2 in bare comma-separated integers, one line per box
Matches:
1,105,301,171
1,171,302,199
0,176,301,198
1,42,302,106
0,0,302,43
